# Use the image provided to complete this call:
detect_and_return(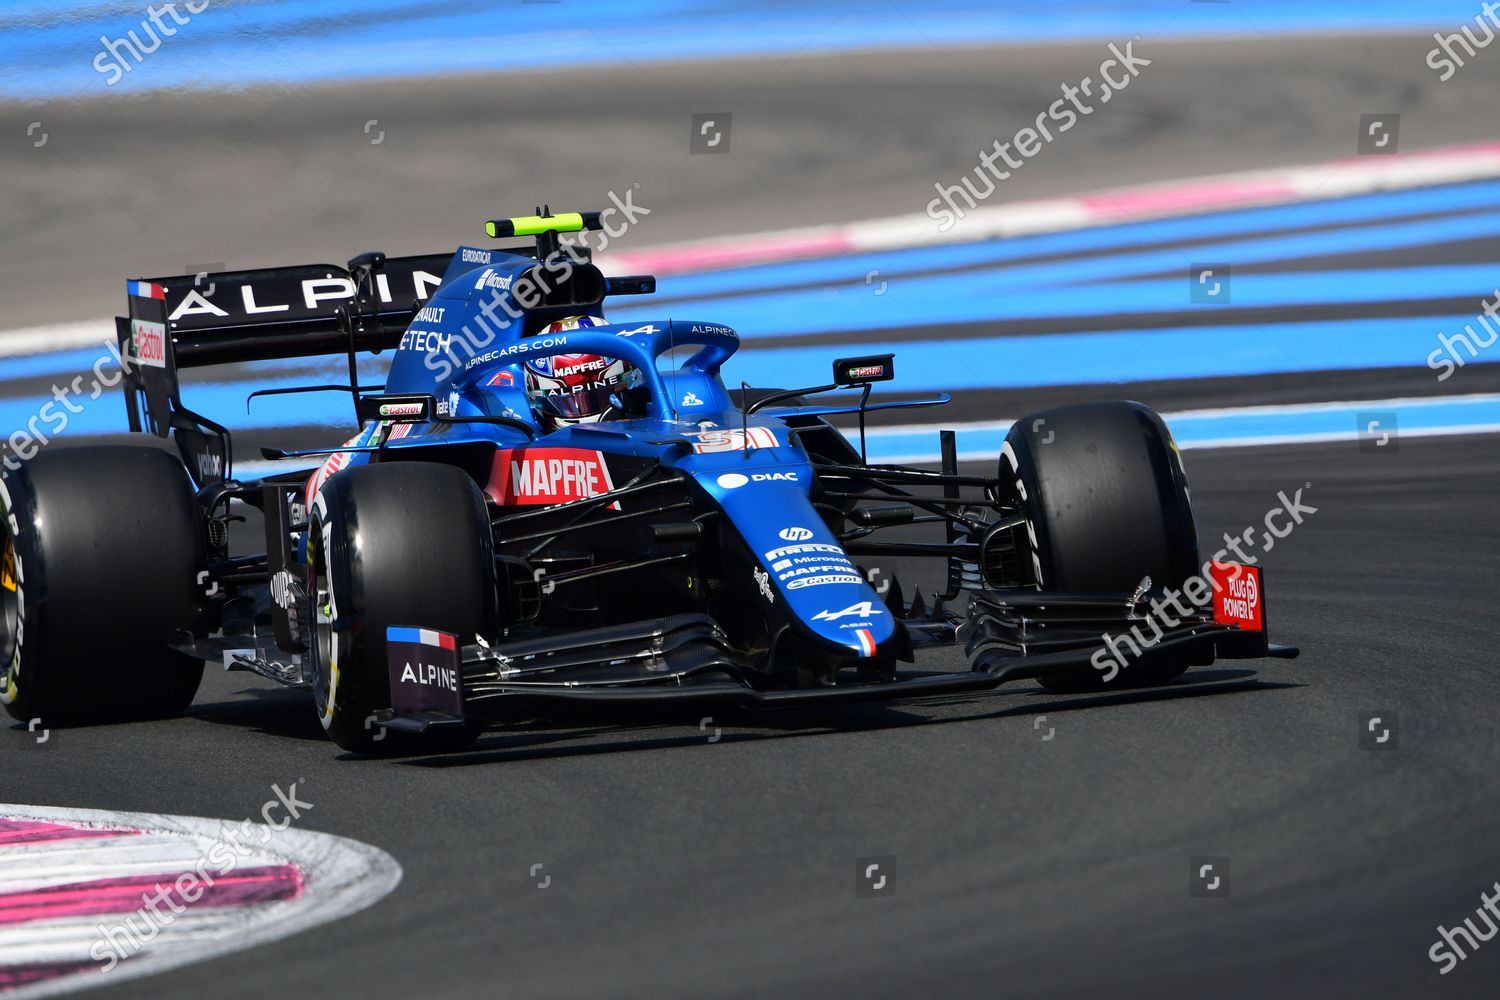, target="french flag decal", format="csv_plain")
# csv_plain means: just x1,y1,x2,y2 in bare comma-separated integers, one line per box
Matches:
127,279,165,300
385,626,457,651
851,628,877,658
